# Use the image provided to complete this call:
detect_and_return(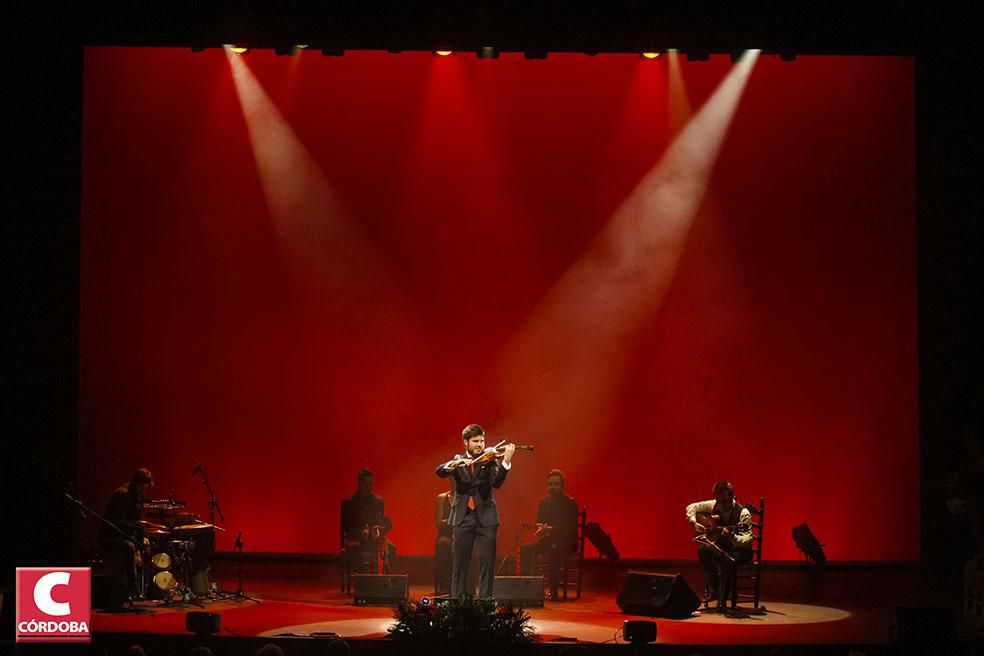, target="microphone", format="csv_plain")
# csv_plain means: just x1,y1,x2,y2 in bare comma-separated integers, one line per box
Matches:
192,462,202,477
234,531,243,549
